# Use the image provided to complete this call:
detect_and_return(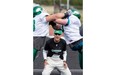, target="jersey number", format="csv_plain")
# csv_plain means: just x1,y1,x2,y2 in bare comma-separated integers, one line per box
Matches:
33,20,35,31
